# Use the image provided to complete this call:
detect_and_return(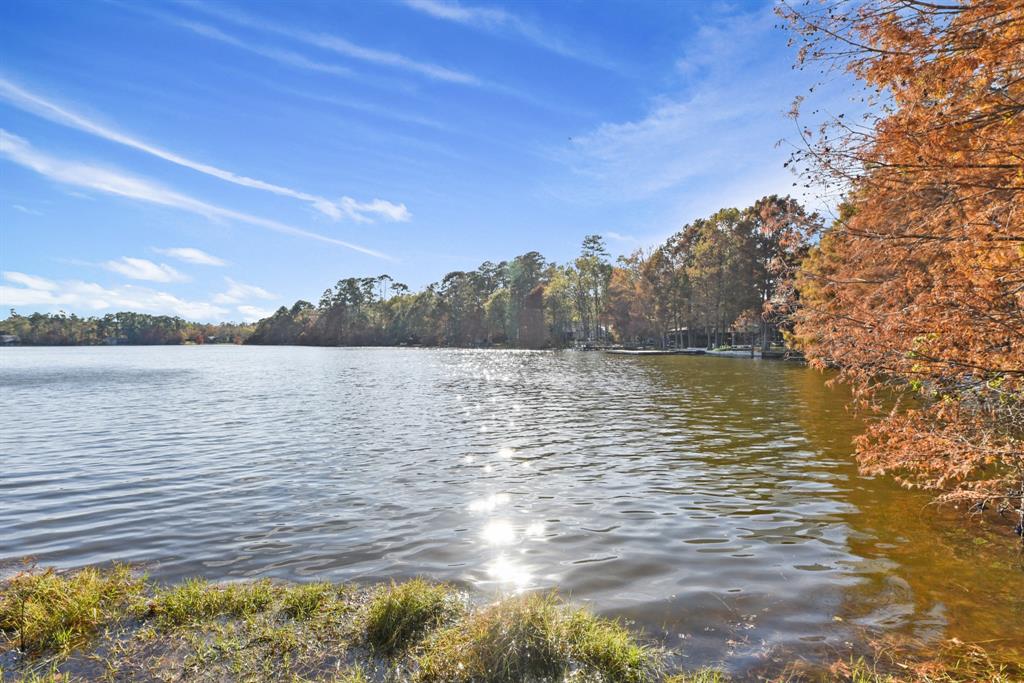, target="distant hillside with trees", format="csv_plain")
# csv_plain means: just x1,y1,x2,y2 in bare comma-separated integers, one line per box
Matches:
0,311,254,345
246,195,818,350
